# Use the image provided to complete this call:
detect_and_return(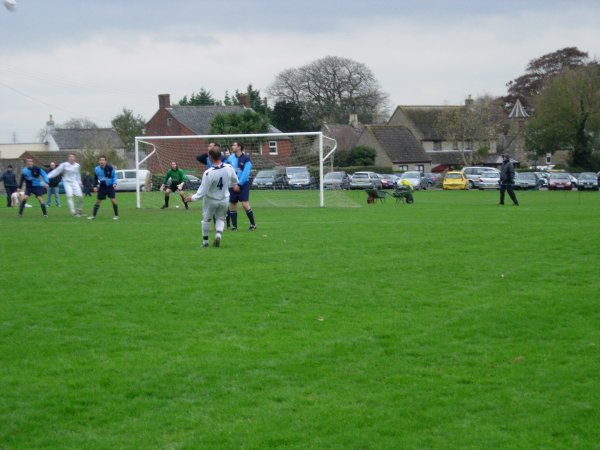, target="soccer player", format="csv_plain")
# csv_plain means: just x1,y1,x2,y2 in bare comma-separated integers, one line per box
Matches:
160,161,189,209
47,154,84,217
18,158,49,217
185,147,239,248
88,155,119,220
228,141,256,231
